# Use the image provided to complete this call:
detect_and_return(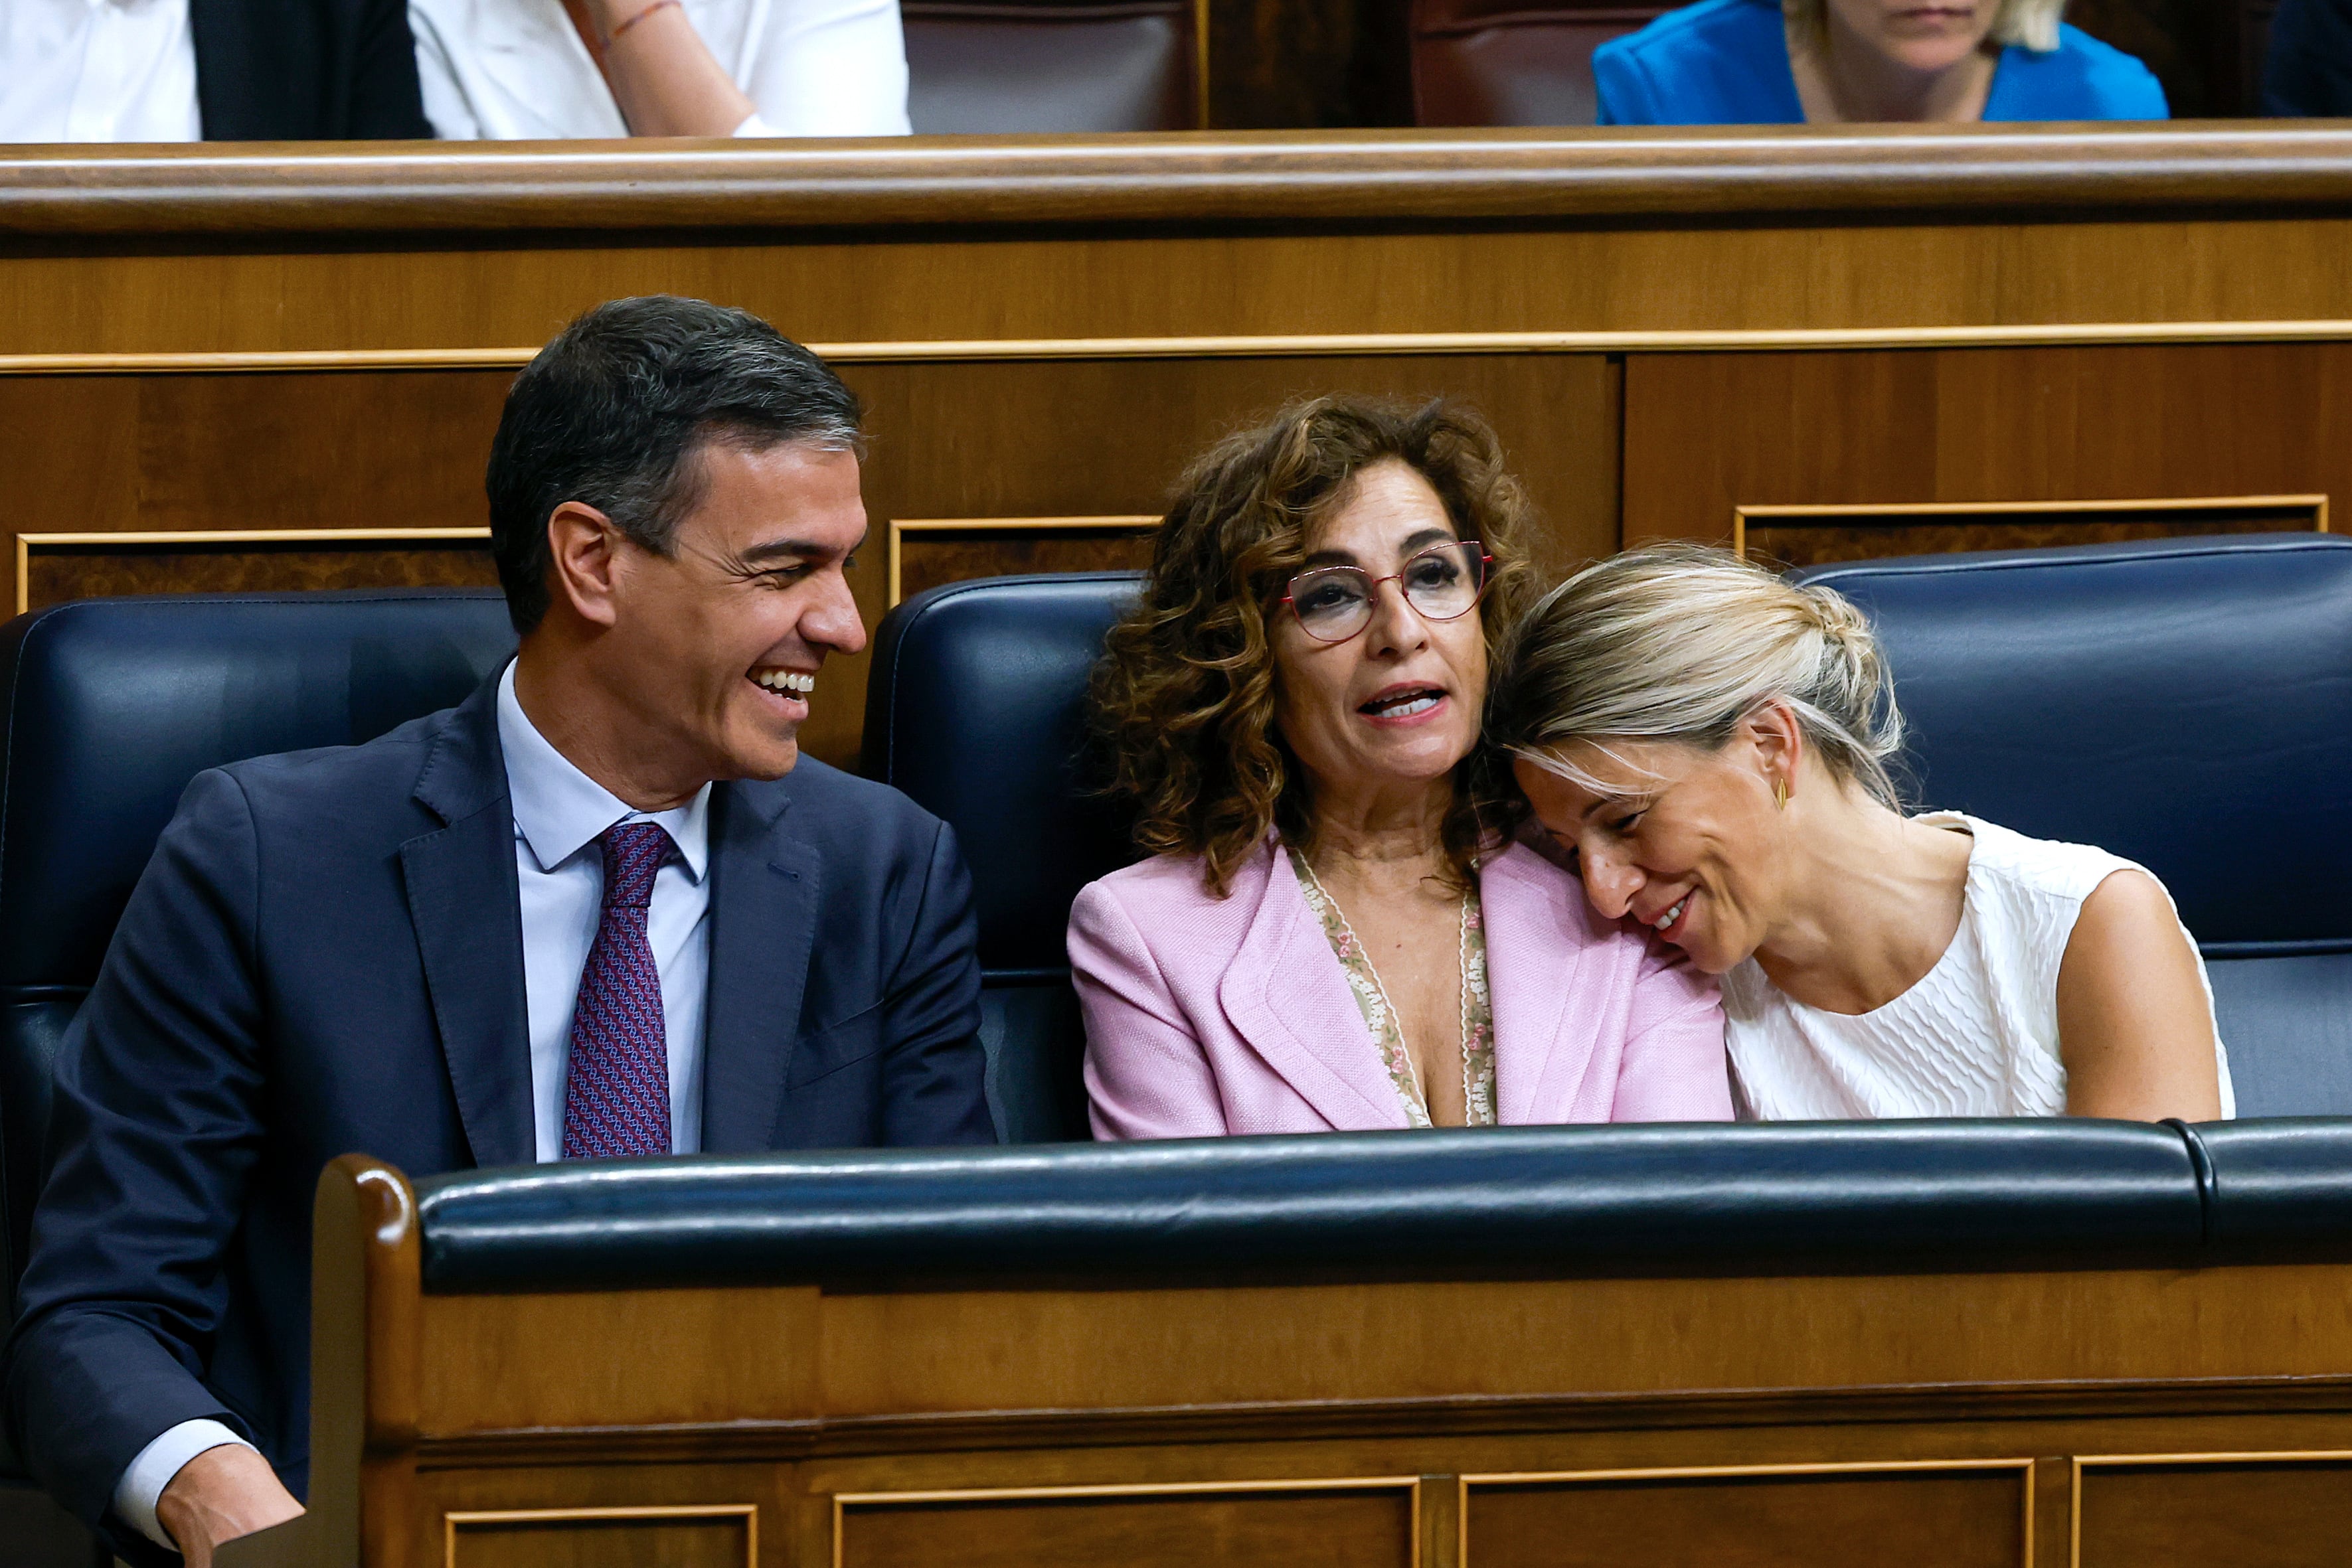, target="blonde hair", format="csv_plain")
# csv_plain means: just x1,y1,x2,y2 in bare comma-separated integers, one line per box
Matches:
1785,0,2062,51
1487,542,1906,809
